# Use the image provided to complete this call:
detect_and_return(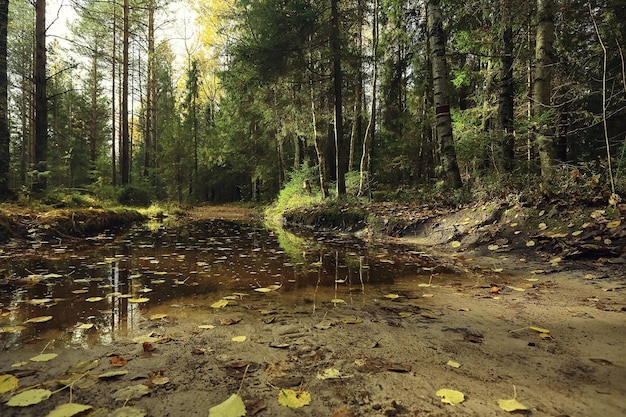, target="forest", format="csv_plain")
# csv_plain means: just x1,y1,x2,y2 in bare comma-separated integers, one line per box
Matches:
0,0,625,207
